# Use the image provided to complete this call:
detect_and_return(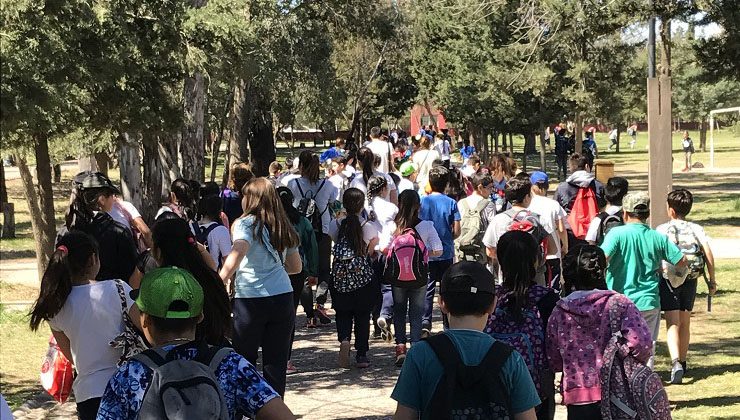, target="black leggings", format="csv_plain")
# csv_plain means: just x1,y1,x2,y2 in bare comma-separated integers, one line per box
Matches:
76,397,102,420
567,402,602,419
335,307,371,358
232,292,295,396
289,272,309,360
